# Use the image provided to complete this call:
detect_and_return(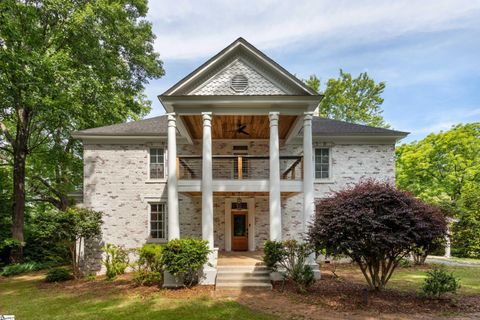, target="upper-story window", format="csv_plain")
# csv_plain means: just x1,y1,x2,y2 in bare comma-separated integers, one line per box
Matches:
150,148,165,179
315,148,330,179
